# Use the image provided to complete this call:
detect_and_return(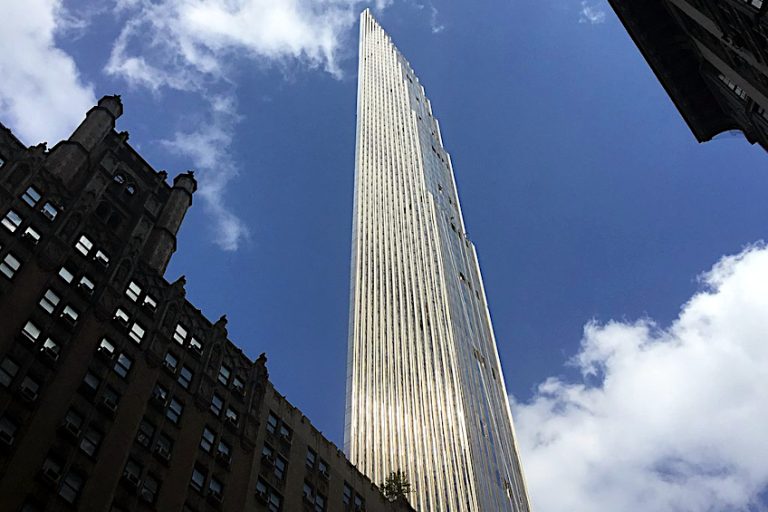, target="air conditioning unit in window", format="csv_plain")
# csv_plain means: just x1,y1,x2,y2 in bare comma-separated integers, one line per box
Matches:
154,445,171,463
161,360,176,373
189,345,203,357
215,451,231,467
21,231,39,245
76,282,94,296
0,430,14,447
122,471,140,490
320,469,330,480
279,431,291,443
225,415,238,427
19,383,38,402
139,488,155,504
59,418,81,439
94,254,109,268
208,490,223,504
255,490,269,503
96,346,114,360
42,466,61,485
150,390,166,406
40,345,59,362
302,493,313,504
113,315,130,329
261,453,275,467
101,396,118,414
